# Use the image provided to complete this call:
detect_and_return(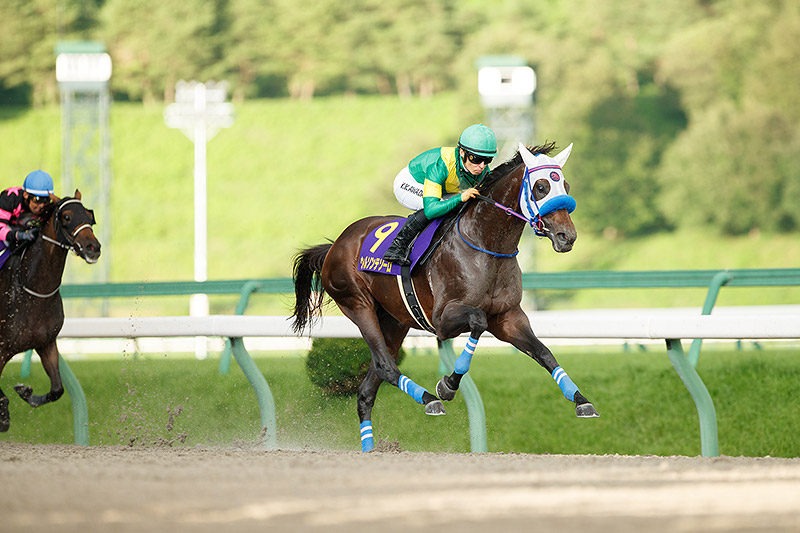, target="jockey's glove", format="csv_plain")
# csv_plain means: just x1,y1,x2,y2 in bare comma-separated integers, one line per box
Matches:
10,227,39,244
